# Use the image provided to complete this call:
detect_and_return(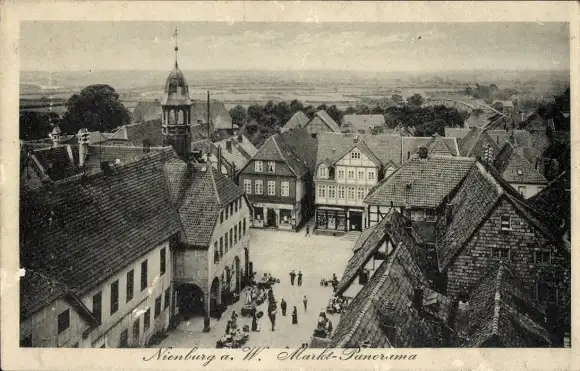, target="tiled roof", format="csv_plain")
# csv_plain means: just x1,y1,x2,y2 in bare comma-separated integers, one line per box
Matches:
82,145,168,173
20,269,67,320
336,209,426,296
191,100,234,130
462,264,551,347
352,225,376,252
458,127,502,158
493,143,548,184
464,112,495,129
19,150,184,317
402,135,458,160
29,146,82,181
364,155,475,208
308,110,340,132
251,127,317,178
331,242,439,348
316,133,402,168
213,136,258,171
125,119,164,146
164,161,244,247
342,114,385,132
283,111,310,129
527,171,570,235
131,101,163,123
445,127,470,140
